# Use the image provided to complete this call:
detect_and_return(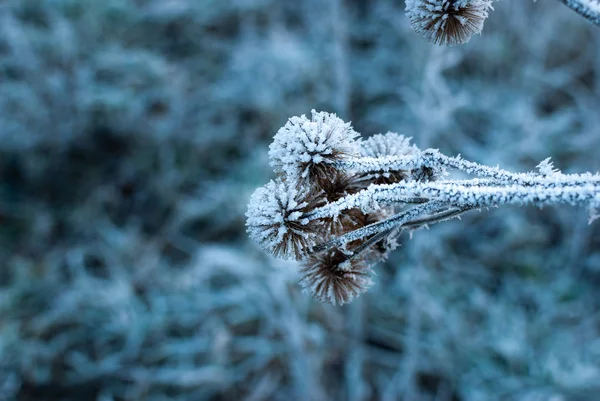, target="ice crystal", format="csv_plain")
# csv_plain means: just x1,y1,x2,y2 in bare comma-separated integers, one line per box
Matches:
537,157,561,176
